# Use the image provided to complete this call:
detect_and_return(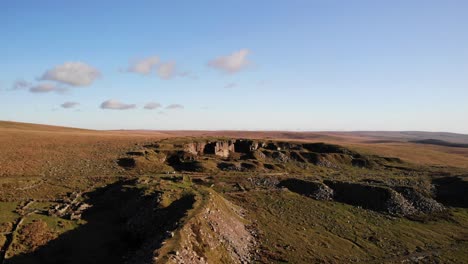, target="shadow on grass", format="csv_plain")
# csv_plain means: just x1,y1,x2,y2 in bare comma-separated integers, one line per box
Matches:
7,179,195,264
433,176,468,208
